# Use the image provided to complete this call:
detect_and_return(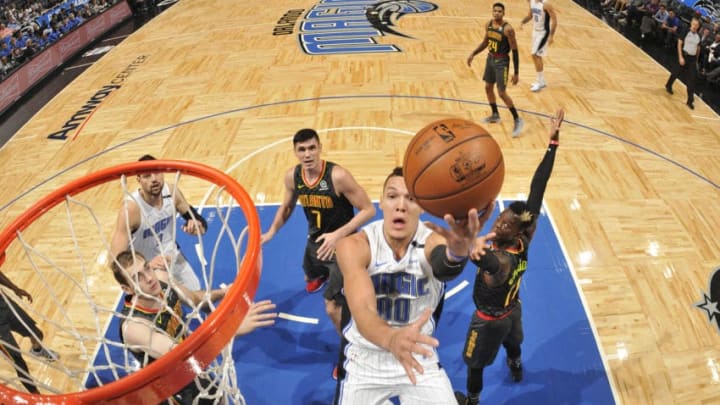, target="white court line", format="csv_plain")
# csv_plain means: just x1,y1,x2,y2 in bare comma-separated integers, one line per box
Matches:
278,312,319,325
103,34,130,42
64,62,94,71
444,280,469,299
